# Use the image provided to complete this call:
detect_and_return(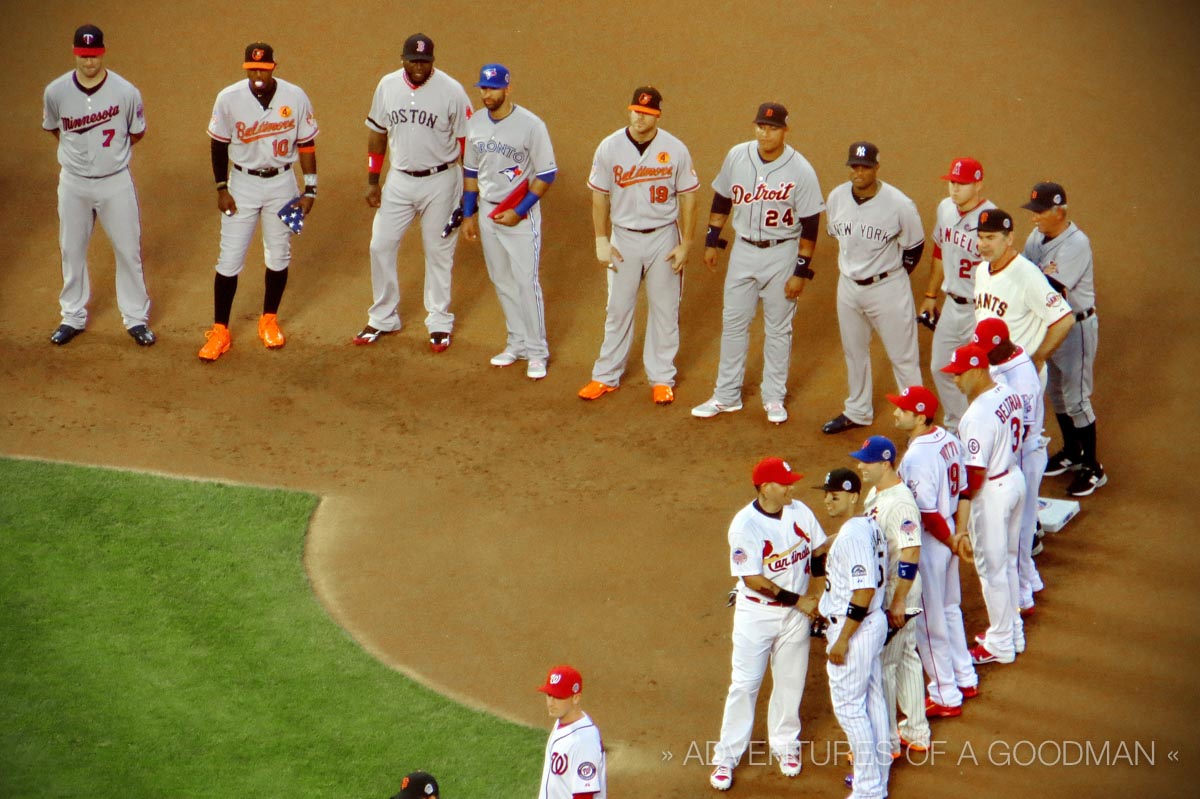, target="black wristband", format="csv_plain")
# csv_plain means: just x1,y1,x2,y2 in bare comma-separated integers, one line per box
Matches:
793,255,815,279
810,553,827,578
705,225,723,249
775,589,800,607
215,181,228,192
303,187,317,197
846,602,869,622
